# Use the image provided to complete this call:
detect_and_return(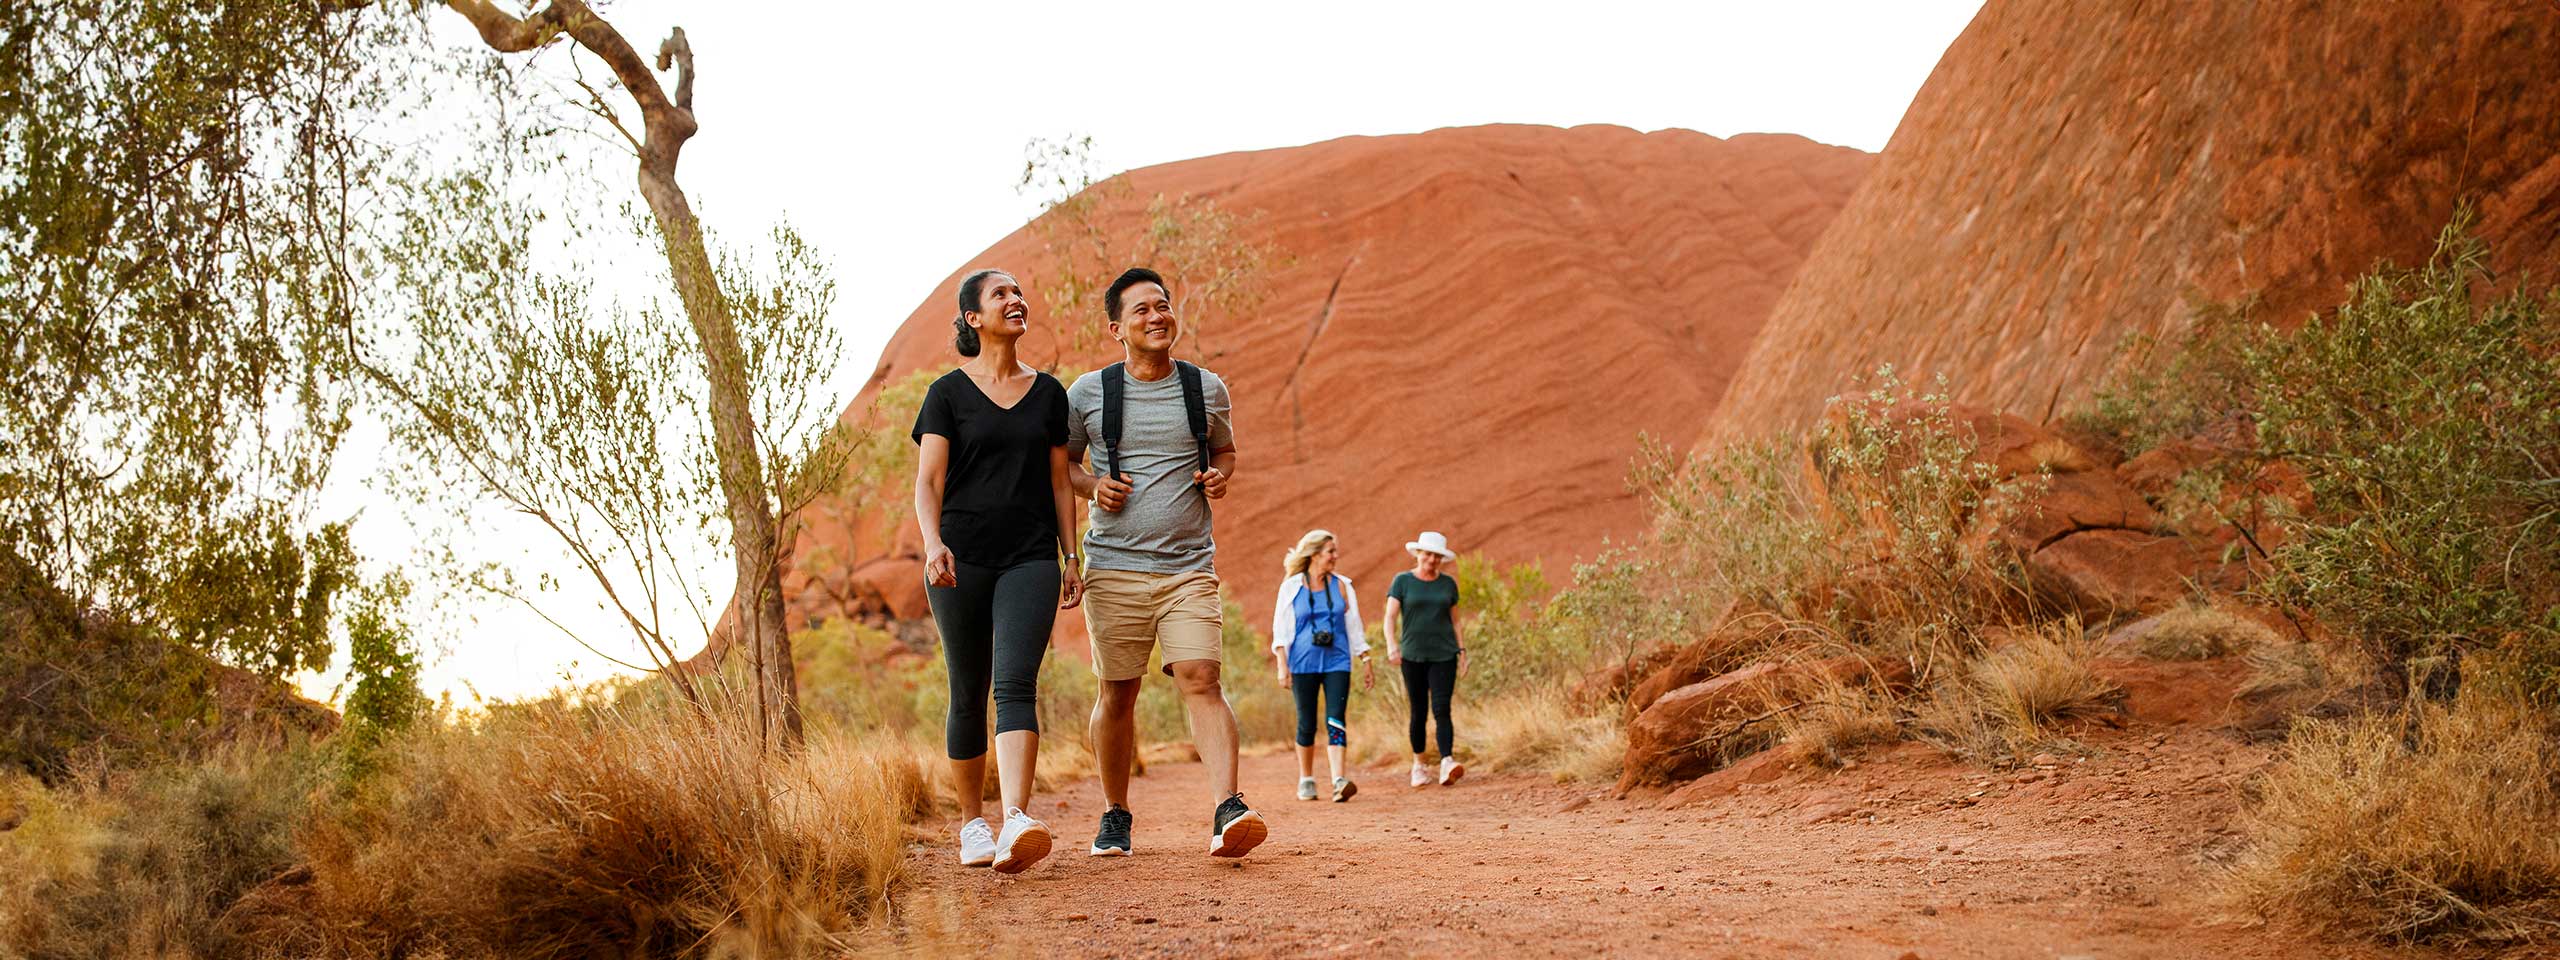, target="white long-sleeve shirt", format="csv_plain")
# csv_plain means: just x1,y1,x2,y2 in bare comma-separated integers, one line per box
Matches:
1270,573,1368,658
